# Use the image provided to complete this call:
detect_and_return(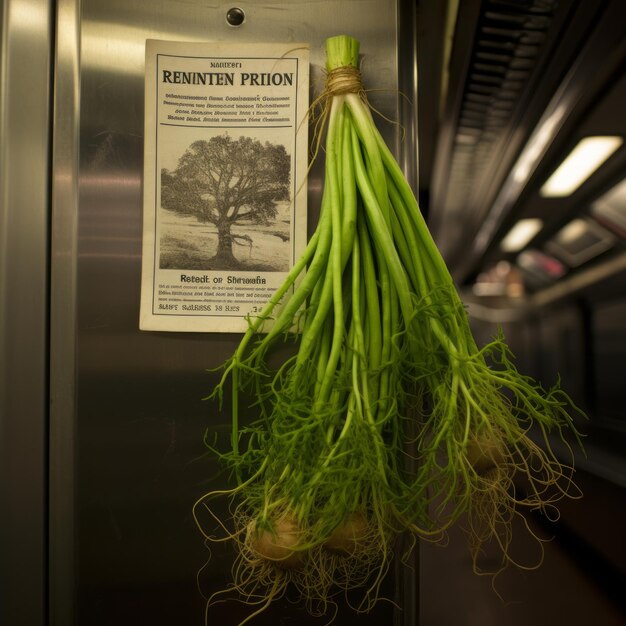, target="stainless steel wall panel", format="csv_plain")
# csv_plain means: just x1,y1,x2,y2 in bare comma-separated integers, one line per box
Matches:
50,0,82,624
49,1,417,625
0,2,52,626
